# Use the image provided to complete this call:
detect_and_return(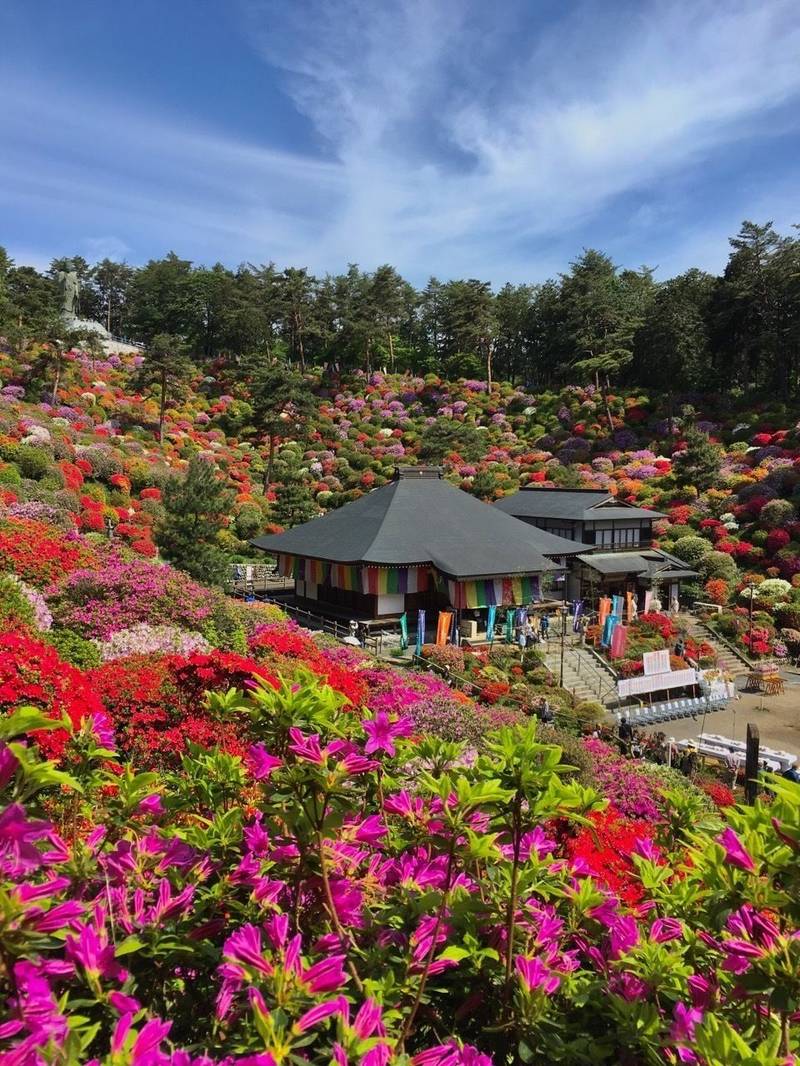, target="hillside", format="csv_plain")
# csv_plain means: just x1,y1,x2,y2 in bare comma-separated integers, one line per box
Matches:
1,428,799,1061
3,339,800,659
